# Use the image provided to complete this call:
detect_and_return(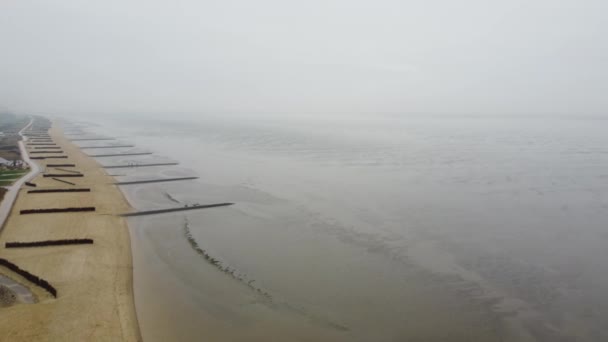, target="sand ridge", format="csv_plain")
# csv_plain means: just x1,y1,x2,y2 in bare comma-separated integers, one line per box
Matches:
0,122,141,341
